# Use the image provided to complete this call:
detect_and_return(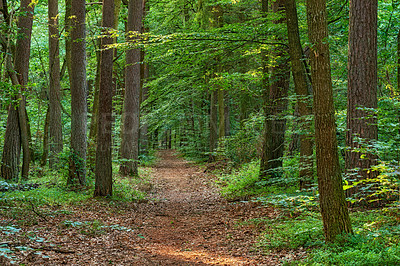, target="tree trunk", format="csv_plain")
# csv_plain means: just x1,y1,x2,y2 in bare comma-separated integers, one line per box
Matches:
15,0,34,180
88,39,101,171
94,0,115,196
119,0,143,177
218,89,225,140
260,0,290,179
40,107,50,166
224,93,230,136
1,104,21,181
68,0,87,186
209,90,218,161
65,0,72,78
285,0,314,189
259,0,270,178
48,0,63,168
1,0,34,181
140,57,149,155
306,0,352,242
346,0,378,203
